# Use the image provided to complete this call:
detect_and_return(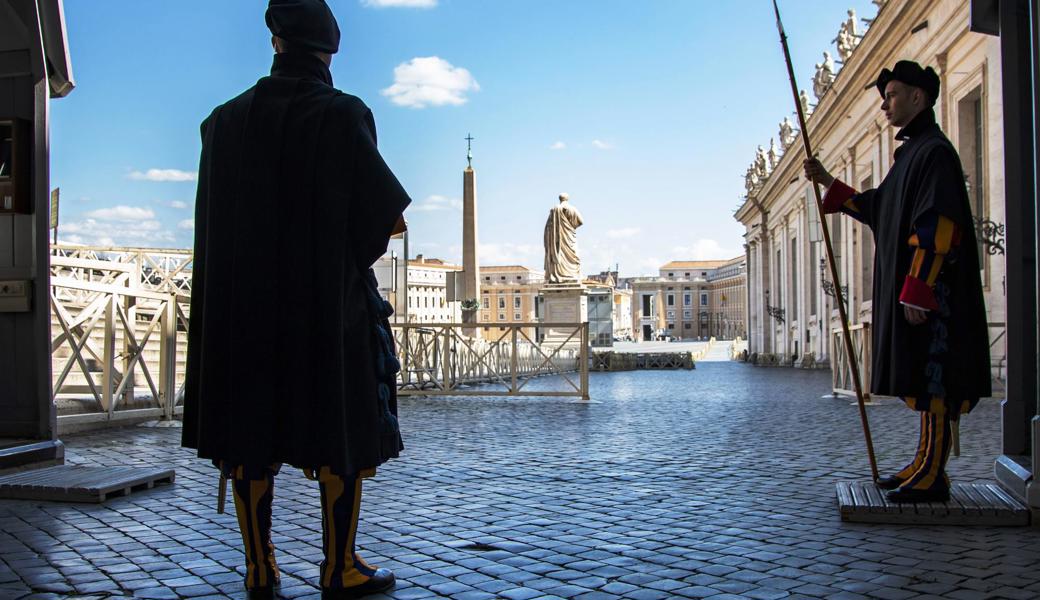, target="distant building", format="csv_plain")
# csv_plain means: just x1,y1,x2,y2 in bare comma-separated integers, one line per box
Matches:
406,255,463,323
479,265,543,340
612,288,633,341
630,258,747,342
